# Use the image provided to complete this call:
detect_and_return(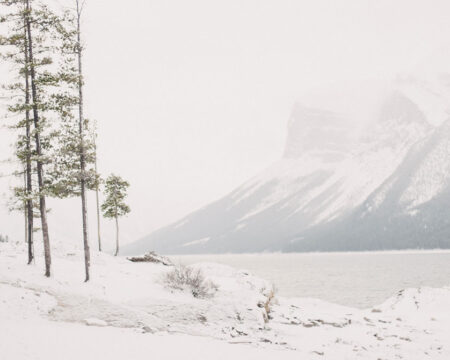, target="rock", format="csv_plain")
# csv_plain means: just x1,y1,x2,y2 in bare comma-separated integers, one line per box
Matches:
84,318,108,327
142,326,155,333
127,252,173,266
